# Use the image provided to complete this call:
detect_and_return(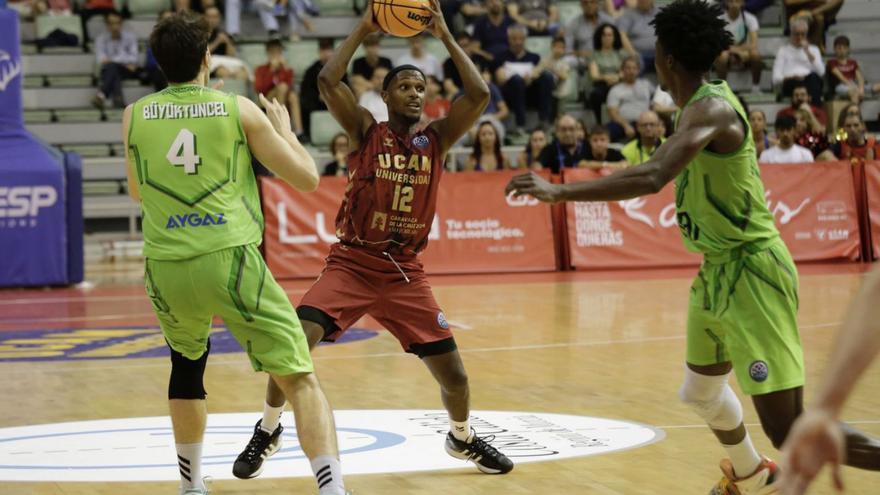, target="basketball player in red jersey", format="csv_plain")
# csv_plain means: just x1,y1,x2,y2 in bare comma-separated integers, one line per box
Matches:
232,0,514,479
